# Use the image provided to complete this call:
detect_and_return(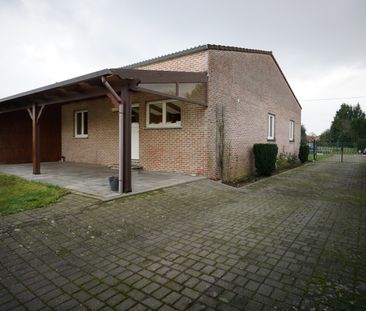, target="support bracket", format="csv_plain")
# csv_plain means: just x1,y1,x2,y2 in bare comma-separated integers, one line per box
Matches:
101,76,121,108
